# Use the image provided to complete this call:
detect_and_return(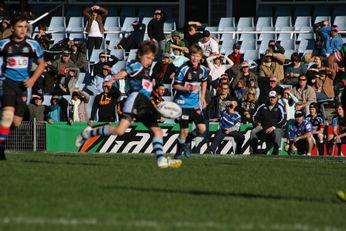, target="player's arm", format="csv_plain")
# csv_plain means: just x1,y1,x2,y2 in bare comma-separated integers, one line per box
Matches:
200,80,207,108
109,70,128,84
24,58,45,88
